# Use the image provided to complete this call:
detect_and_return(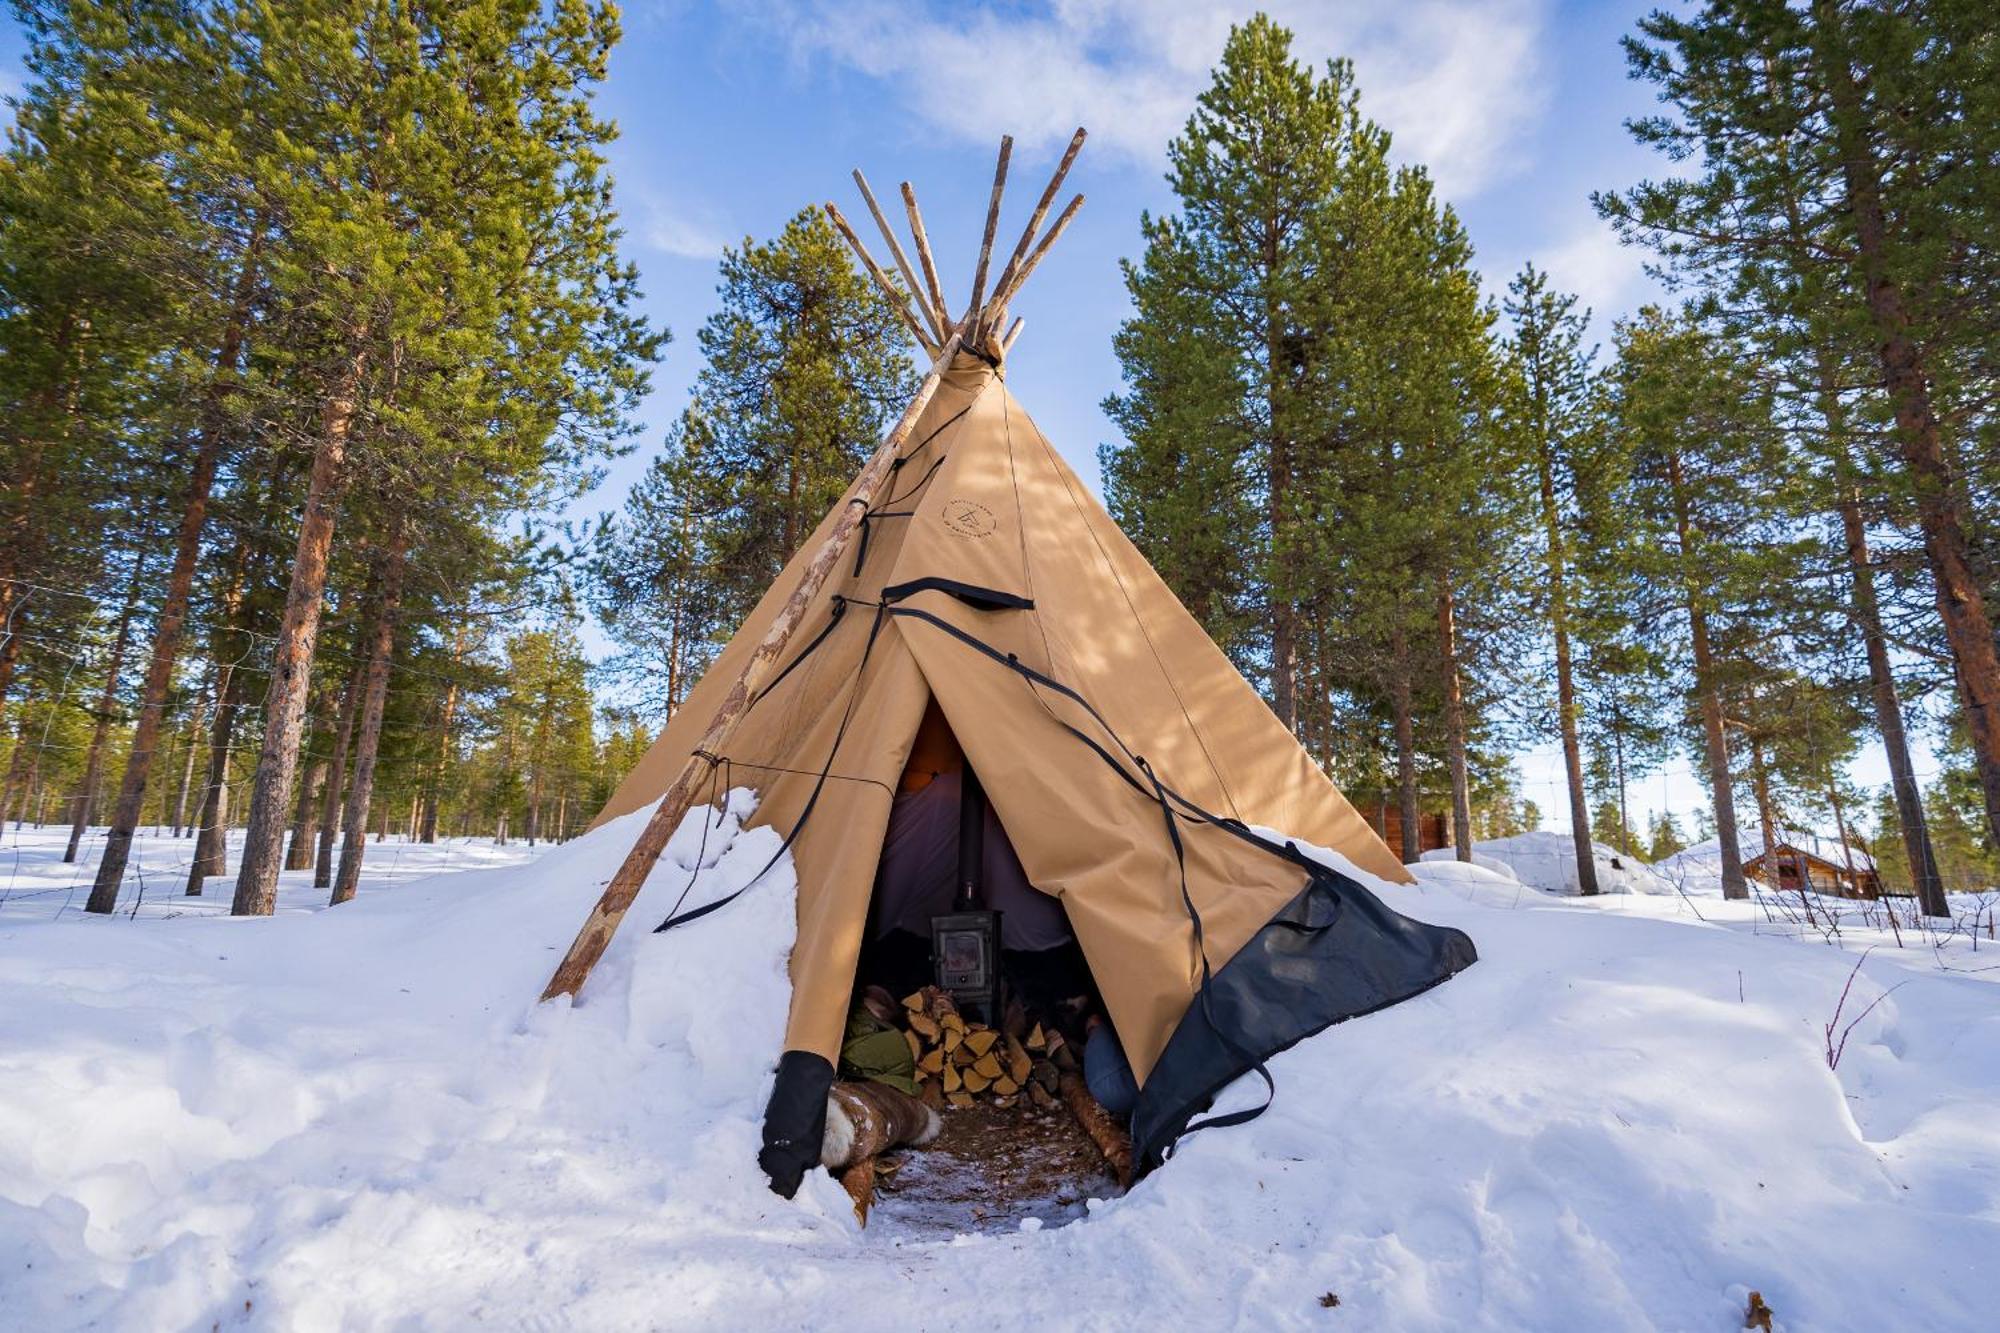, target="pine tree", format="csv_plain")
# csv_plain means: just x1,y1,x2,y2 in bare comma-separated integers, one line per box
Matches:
1502,265,1605,894
1607,307,1809,900
677,208,914,631
587,410,725,722
1104,17,1391,724
1647,810,1688,862
1600,0,1999,902
223,0,657,914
